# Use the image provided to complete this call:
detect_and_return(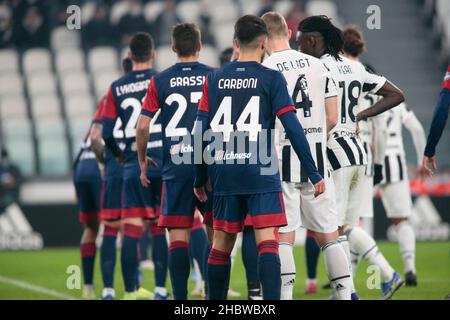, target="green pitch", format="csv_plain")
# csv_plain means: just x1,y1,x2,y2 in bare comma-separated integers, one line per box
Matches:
0,241,449,300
